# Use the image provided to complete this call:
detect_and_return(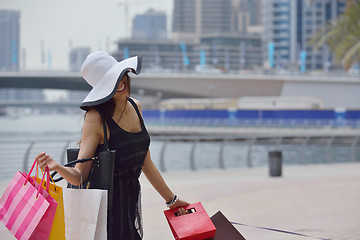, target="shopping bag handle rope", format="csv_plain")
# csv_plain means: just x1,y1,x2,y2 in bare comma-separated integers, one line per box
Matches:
230,221,331,240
